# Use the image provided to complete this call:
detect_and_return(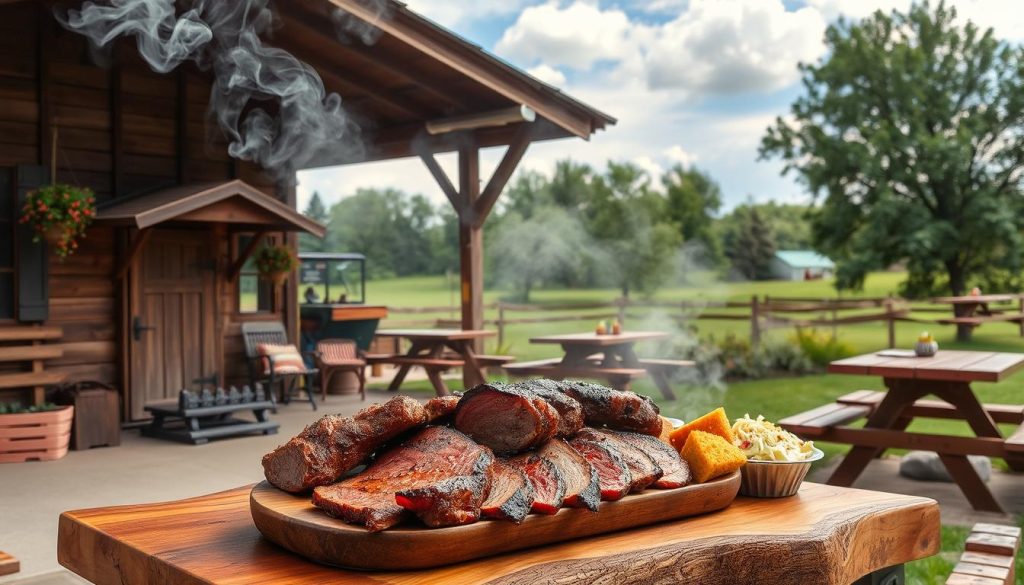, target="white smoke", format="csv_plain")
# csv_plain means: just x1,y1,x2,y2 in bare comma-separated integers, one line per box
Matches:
332,3,392,46
60,0,363,178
